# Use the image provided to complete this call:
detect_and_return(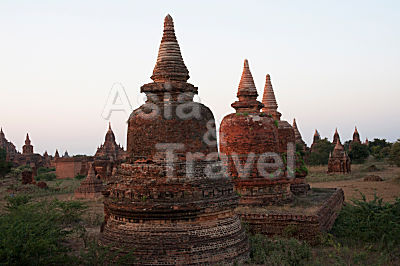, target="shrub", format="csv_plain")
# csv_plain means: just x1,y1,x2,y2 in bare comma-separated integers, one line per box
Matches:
0,196,87,265
331,194,400,250
248,234,311,265
35,172,56,181
75,174,86,180
389,140,400,167
0,148,12,178
0,195,138,265
348,142,370,164
37,167,55,175
369,138,392,160
307,138,334,165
